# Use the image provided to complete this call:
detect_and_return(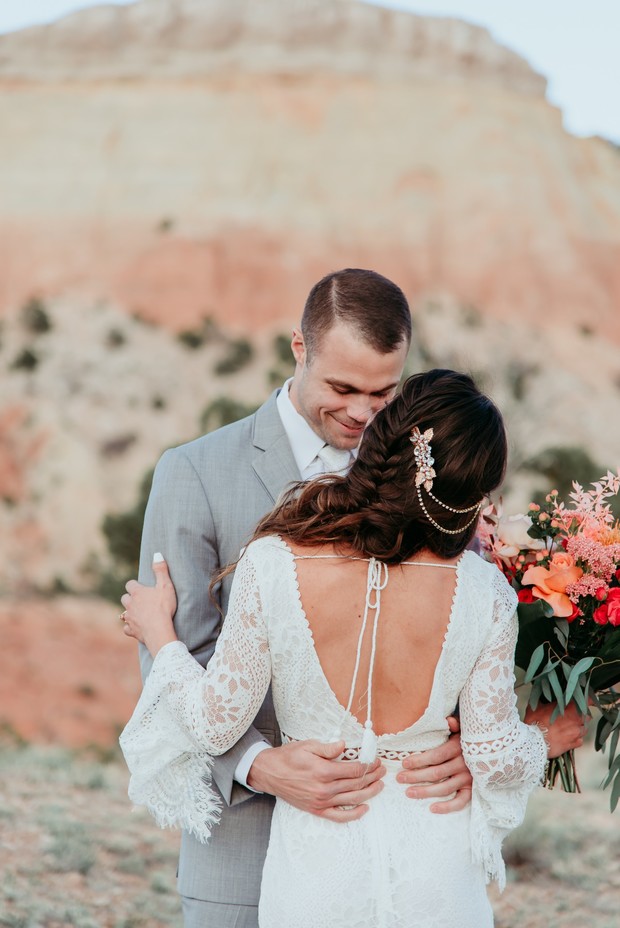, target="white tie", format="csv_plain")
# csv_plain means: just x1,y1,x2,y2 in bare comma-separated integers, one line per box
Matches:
317,444,352,475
